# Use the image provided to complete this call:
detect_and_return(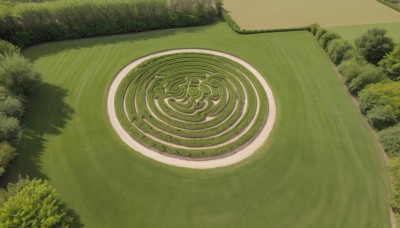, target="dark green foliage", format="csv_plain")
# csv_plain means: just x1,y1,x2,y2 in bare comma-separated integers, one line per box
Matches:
0,142,16,176
359,82,400,114
221,8,241,32
359,82,400,129
0,96,23,119
380,125,400,157
0,39,19,55
355,28,395,65
0,113,21,143
318,31,341,50
379,46,400,81
366,105,398,130
0,0,219,47
327,39,353,64
347,63,387,95
310,23,320,36
338,58,367,85
391,157,400,213
0,53,41,96
0,178,72,227
0,177,30,204
315,27,327,40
